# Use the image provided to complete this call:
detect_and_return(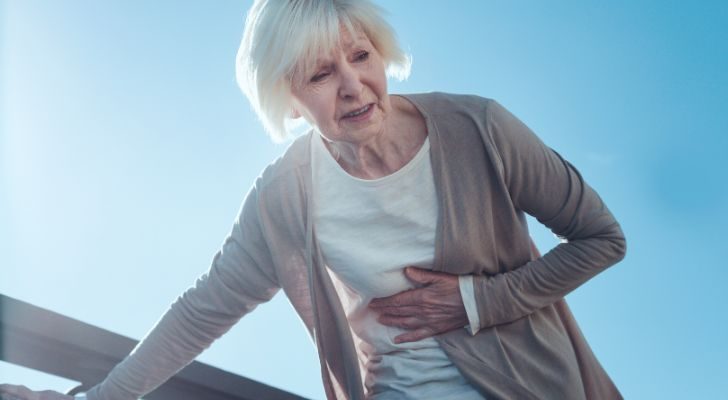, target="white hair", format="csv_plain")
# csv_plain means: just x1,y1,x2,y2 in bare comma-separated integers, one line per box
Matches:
236,0,411,142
